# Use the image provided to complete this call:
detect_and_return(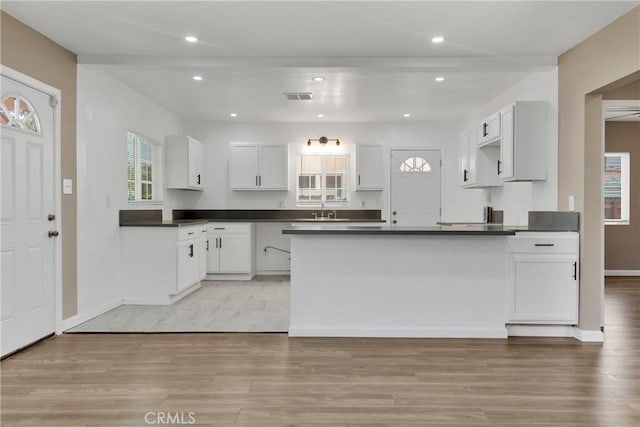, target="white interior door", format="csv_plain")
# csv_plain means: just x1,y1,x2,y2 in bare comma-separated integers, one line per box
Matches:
390,150,441,227
1,75,56,357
